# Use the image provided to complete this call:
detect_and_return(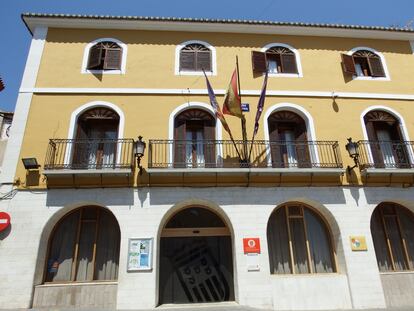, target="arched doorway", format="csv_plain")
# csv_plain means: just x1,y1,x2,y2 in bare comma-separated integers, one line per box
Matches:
267,110,311,168
159,206,234,304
